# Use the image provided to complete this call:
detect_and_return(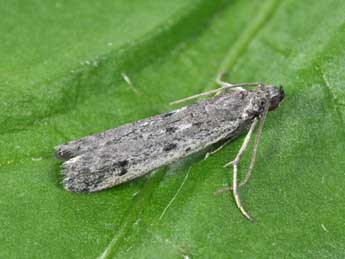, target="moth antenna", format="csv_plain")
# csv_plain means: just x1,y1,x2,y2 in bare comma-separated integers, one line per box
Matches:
169,72,266,105
170,82,264,106
216,72,244,91
169,88,224,105
232,161,252,221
